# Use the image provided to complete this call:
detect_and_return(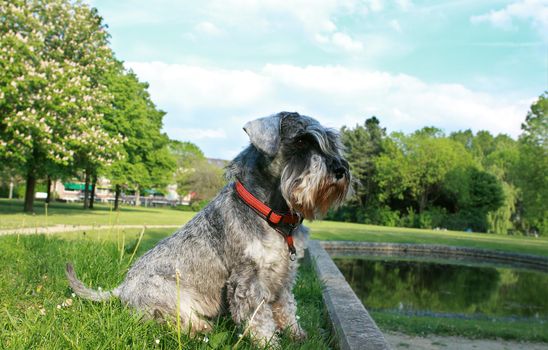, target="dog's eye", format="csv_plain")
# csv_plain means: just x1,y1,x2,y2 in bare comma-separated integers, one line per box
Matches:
294,135,312,148
295,138,307,148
